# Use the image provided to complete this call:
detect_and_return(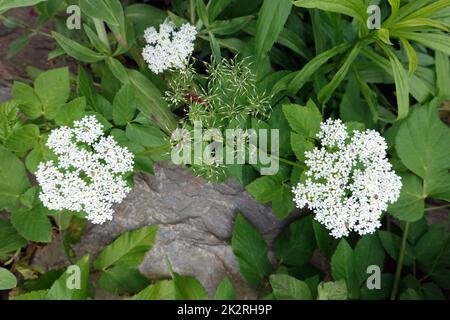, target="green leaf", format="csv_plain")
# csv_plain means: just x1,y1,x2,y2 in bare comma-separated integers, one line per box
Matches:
11,290,48,300
317,279,347,300
379,43,410,120
79,0,124,27
196,0,209,27
255,0,292,60
271,185,294,219
414,225,450,273
0,0,46,13
0,267,17,290
245,175,279,204
83,24,111,54
354,234,385,285
106,57,129,84
11,204,52,243
98,266,150,295
391,30,450,56
436,51,450,97
113,84,137,126
127,70,177,134
378,230,414,266
231,213,272,286
293,0,367,23
172,272,208,300
215,277,235,300
331,239,359,299
388,173,425,222
400,38,418,74
46,255,90,300
395,100,450,200
7,35,30,59
0,220,26,259
52,32,104,63
94,225,158,270
34,67,70,115
318,42,363,104
270,274,312,300
313,220,337,258
209,16,253,35
130,280,175,300
125,123,167,148
54,97,86,126
207,0,231,21
275,216,315,266
290,132,314,162
287,43,350,95
282,100,322,138
25,134,57,173
12,81,42,119
76,66,97,109
125,4,166,36
5,124,40,153
360,273,393,300
0,146,30,211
